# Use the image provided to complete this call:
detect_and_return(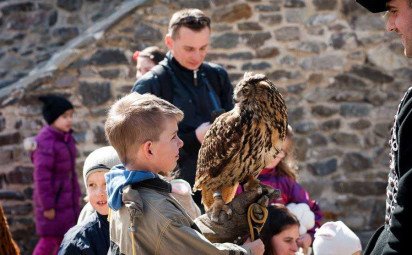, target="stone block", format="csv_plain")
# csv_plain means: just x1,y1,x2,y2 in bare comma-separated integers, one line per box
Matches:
311,105,338,117
255,4,281,12
242,32,272,48
238,22,262,31
259,14,282,25
288,107,304,124
89,49,128,66
133,23,162,43
0,190,25,200
241,62,271,71
373,122,391,138
57,0,83,12
307,158,337,176
331,132,359,146
228,52,254,60
3,203,32,216
308,132,328,146
52,27,79,42
54,74,78,88
99,69,120,79
350,119,371,130
333,181,386,196
350,65,394,84
1,3,35,15
341,152,372,172
313,0,337,10
0,132,21,146
79,81,112,106
0,113,5,132
255,47,279,58
211,33,239,49
274,26,300,41
212,3,252,23
320,119,341,131
295,41,327,54
287,83,306,94
93,125,107,145
7,166,33,184
294,121,317,134
300,55,344,71
340,103,371,117
328,74,368,91
284,0,305,8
